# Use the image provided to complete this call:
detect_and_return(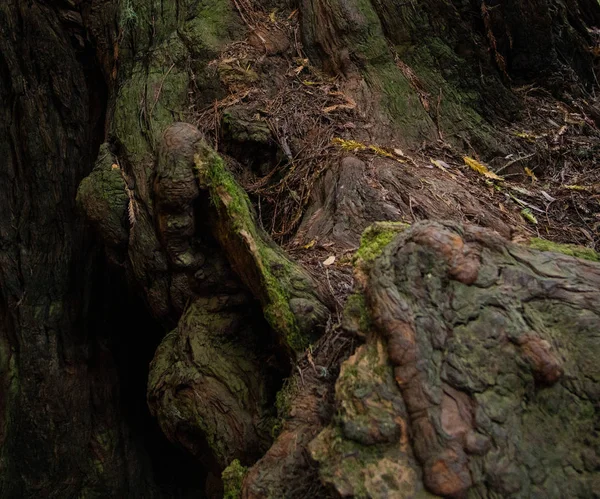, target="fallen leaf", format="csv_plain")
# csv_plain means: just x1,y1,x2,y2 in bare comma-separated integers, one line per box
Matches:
513,131,540,142
303,240,316,250
463,156,503,180
524,167,537,182
510,186,535,197
430,158,455,177
323,255,336,266
323,101,356,113
432,159,451,169
521,208,538,224
540,190,556,203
